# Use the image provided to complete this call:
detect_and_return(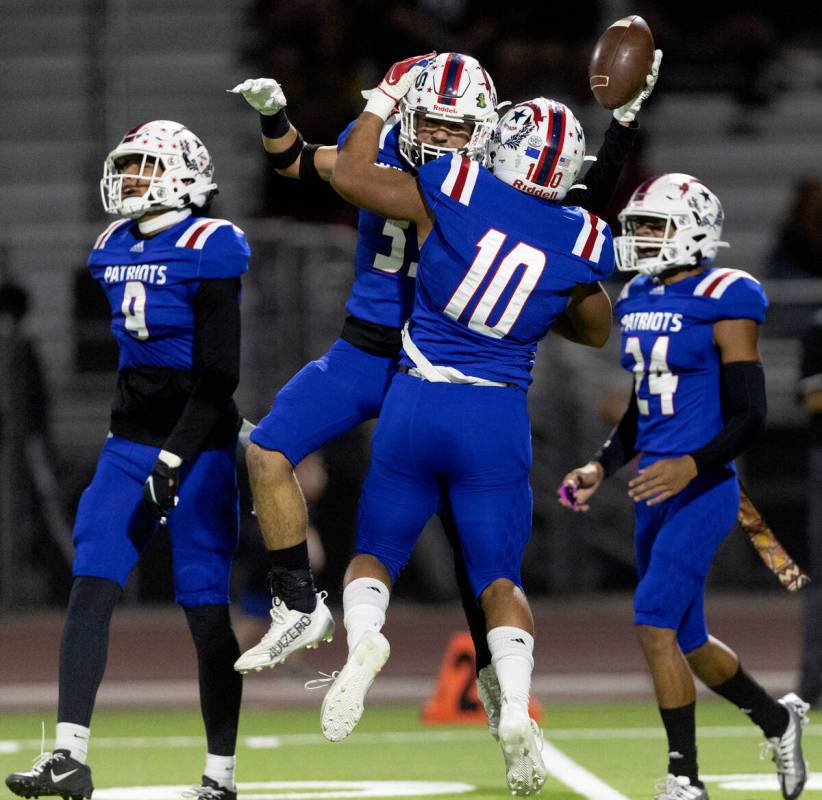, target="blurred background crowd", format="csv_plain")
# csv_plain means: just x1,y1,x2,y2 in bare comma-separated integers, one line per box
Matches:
1,0,822,657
